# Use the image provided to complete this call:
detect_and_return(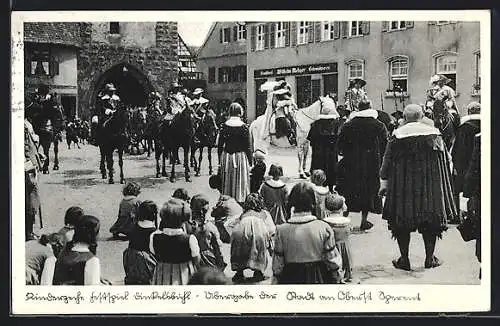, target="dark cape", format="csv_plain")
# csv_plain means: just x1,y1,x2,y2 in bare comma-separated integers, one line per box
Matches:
451,116,480,193
380,122,457,237
336,115,388,213
307,117,342,188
